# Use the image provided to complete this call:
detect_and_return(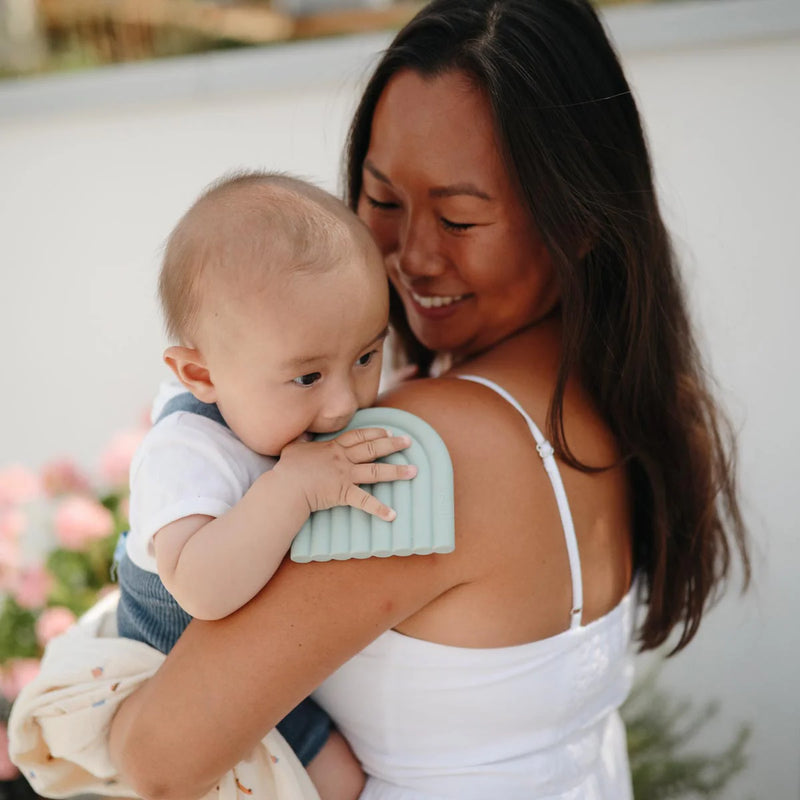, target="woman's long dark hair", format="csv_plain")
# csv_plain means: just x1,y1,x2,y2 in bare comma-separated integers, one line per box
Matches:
345,0,749,653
